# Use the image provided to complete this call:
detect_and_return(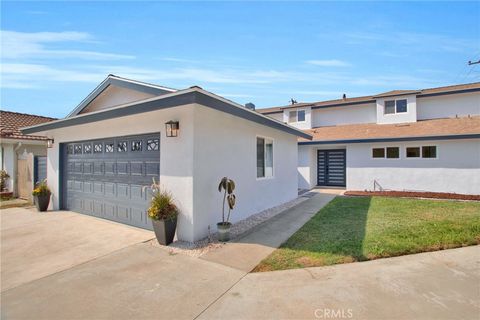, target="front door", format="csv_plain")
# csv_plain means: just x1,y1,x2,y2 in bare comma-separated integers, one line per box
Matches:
317,149,346,187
